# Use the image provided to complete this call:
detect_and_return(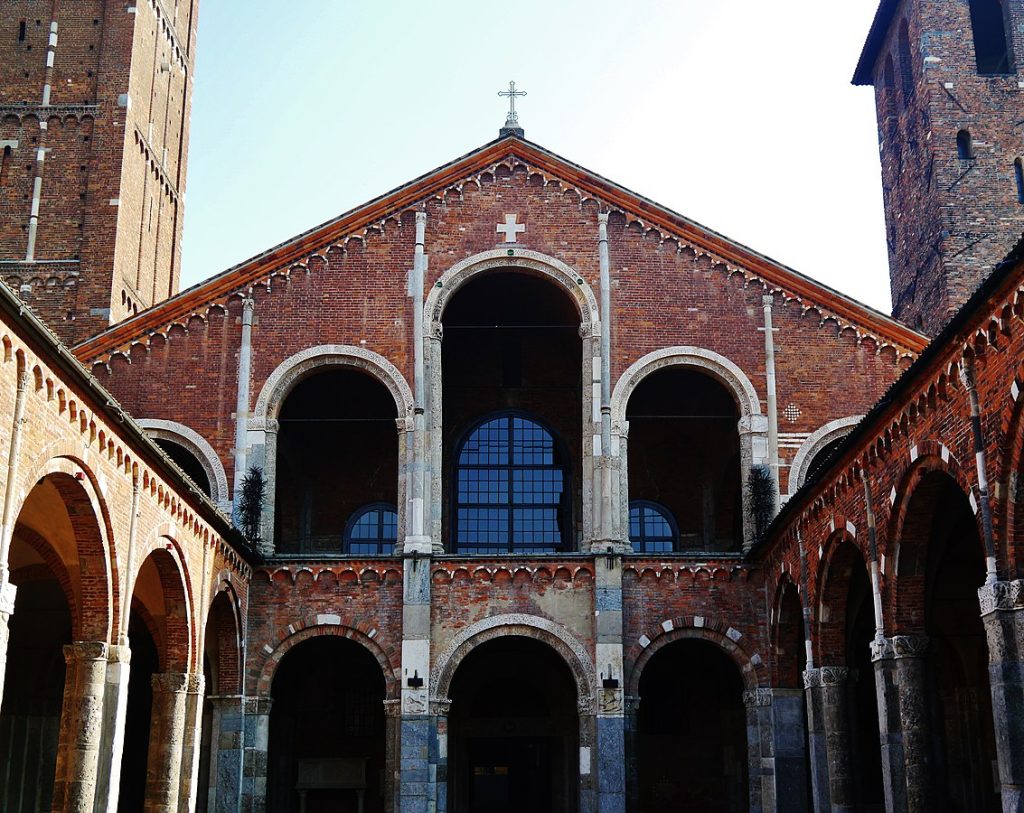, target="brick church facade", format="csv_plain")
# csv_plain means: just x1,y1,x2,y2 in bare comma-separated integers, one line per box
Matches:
0,2,1022,812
